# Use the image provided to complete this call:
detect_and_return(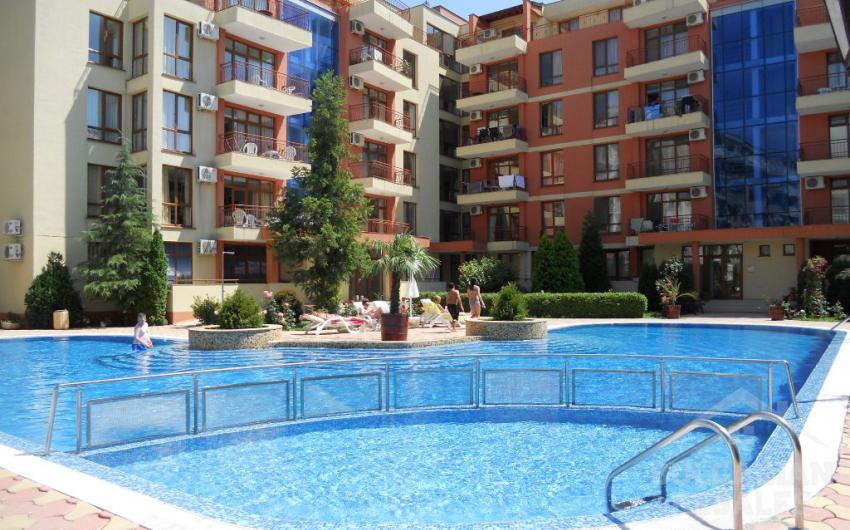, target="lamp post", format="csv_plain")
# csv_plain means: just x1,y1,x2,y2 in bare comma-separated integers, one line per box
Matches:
221,250,235,301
